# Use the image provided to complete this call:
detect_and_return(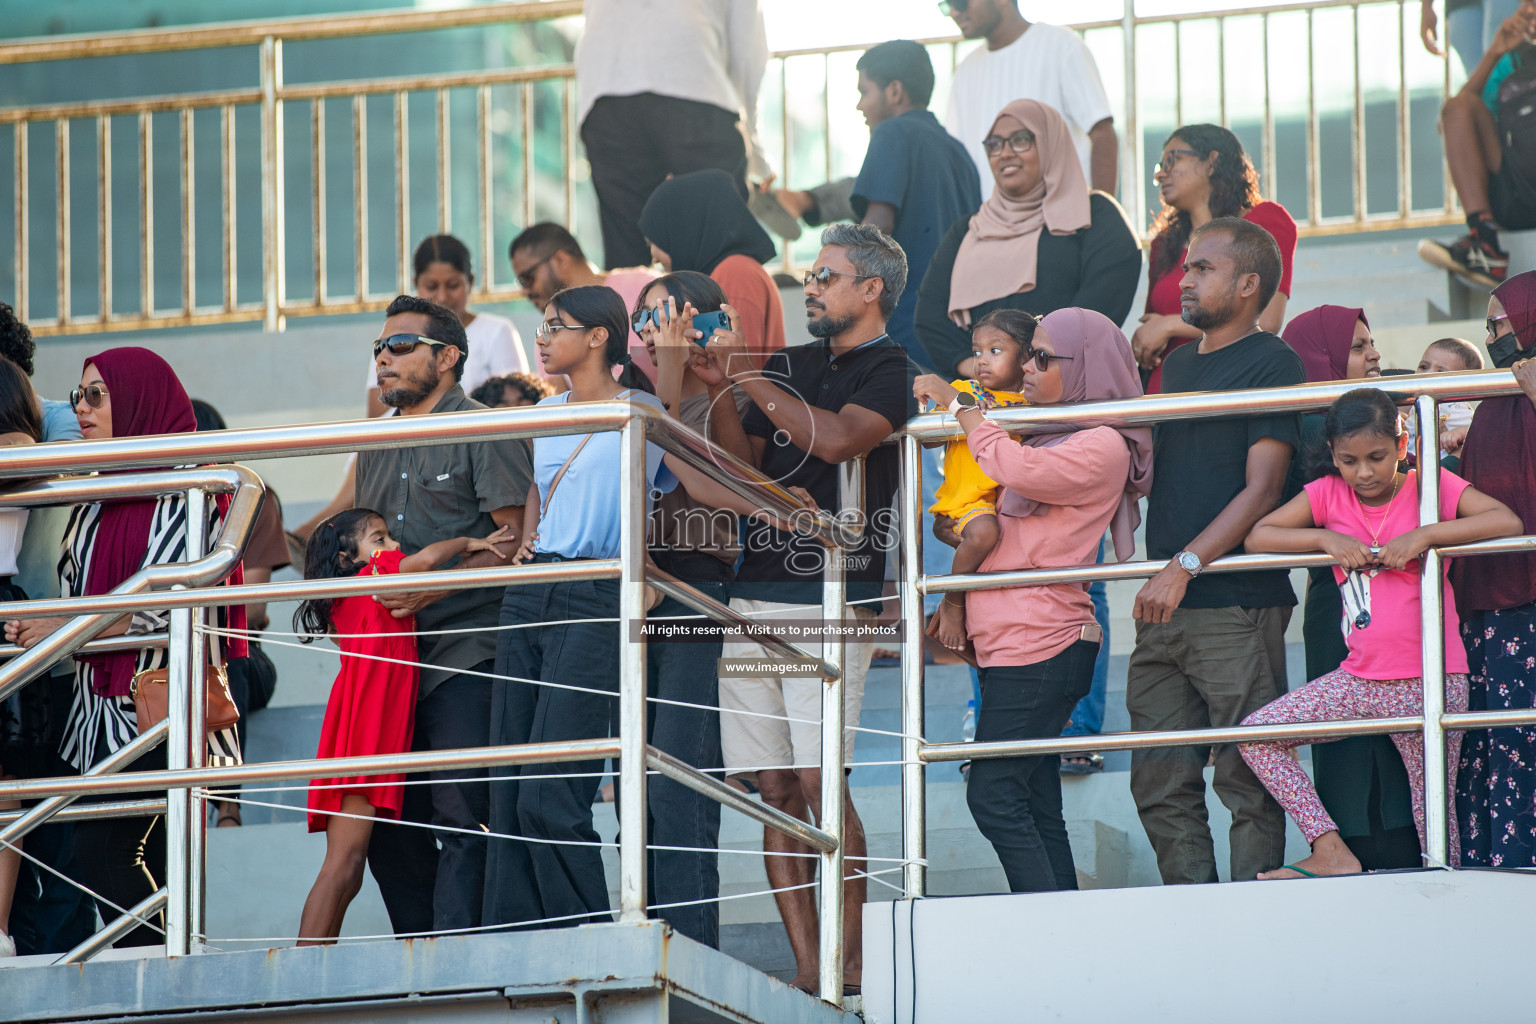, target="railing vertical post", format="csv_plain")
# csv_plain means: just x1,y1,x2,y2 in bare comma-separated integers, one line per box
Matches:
616,416,648,921
899,435,926,898
1120,0,1140,228
817,541,847,1005
259,35,286,332
164,584,193,956
1415,393,1451,867
185,487,208,947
